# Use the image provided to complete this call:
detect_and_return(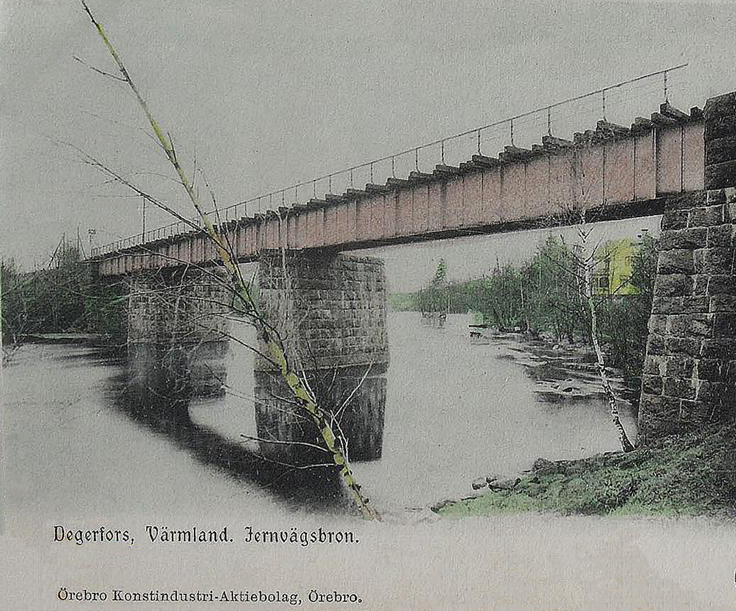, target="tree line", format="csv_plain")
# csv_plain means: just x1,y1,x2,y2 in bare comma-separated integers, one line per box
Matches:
1,244,126,346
